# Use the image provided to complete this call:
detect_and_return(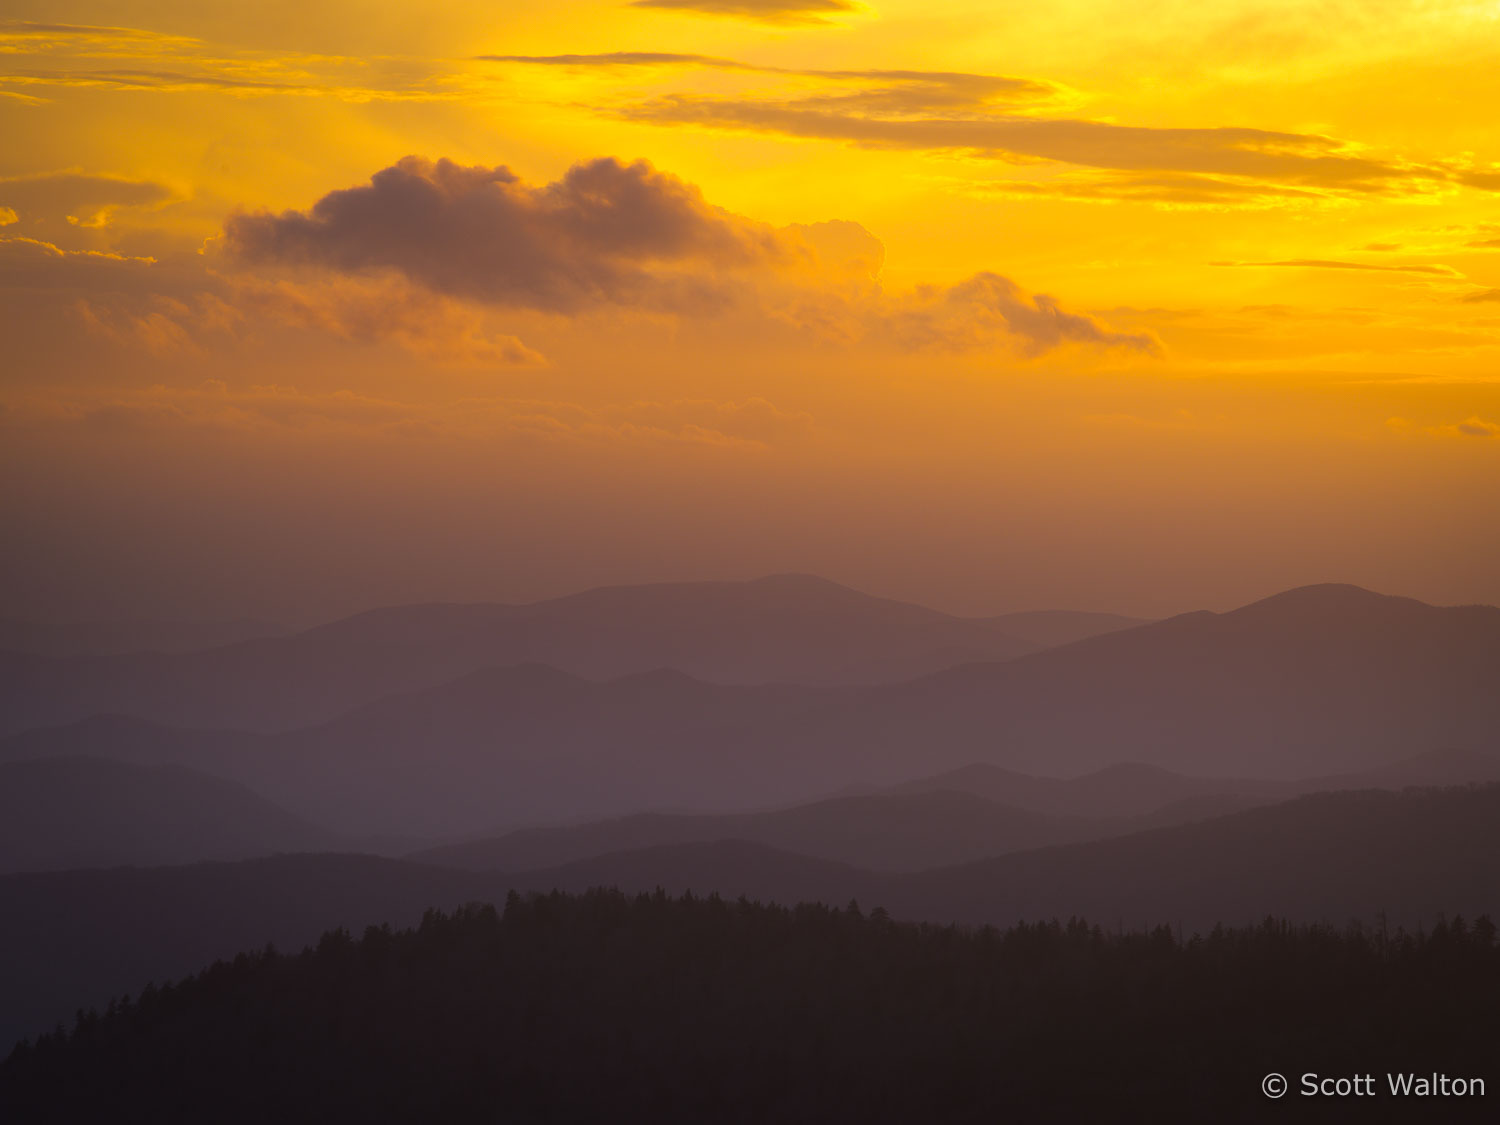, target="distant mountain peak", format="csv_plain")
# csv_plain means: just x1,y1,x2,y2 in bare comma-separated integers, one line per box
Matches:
1244,582,1391,607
